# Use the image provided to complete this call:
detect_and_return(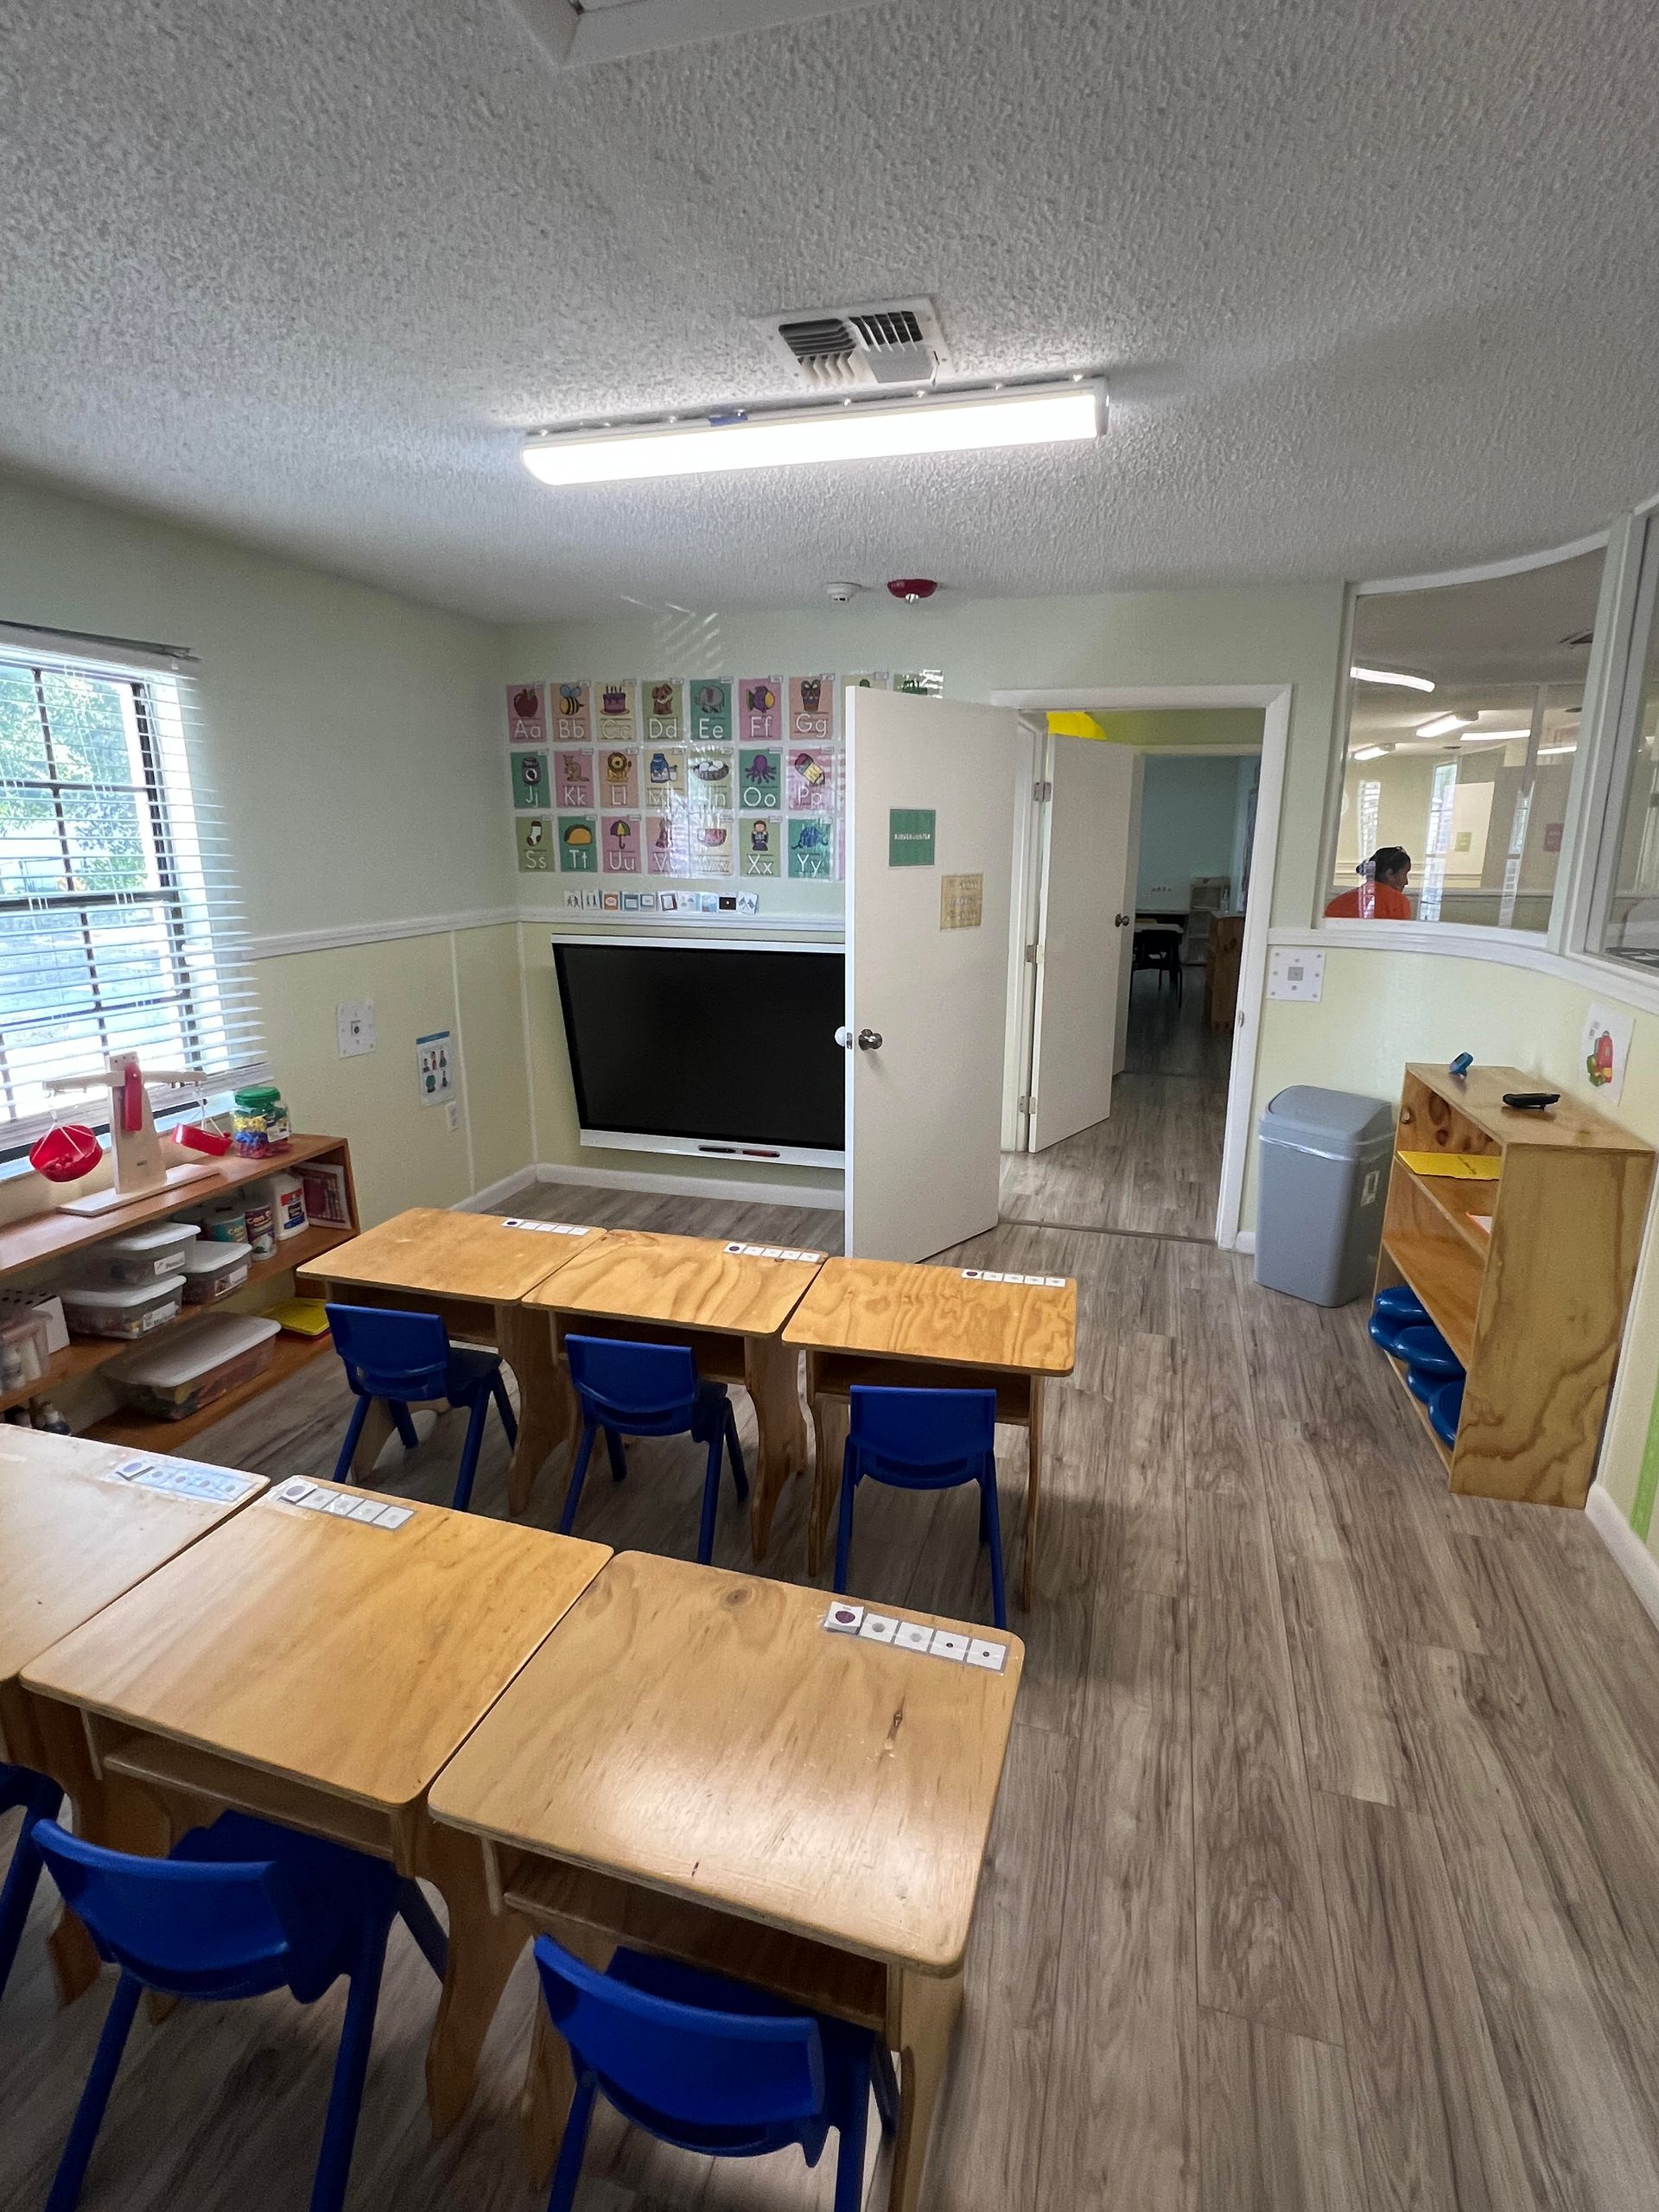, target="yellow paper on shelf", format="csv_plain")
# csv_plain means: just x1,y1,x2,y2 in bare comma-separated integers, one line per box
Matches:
1398,1149,1502,1181
264,1298,331,1338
